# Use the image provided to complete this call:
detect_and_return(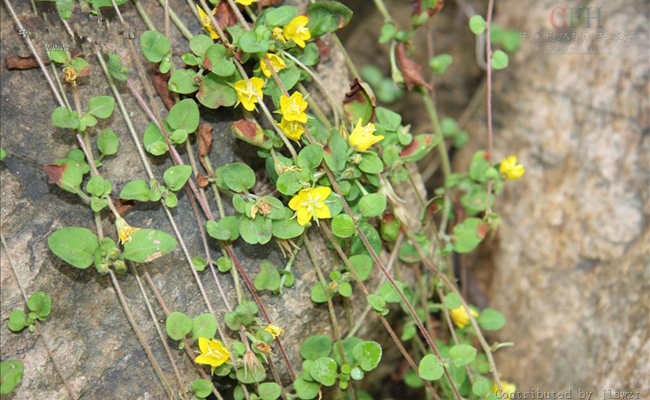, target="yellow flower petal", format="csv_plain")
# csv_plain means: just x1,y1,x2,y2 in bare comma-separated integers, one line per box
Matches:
279,92,308,123
313,203,331,219
348,119,383,152
450,306,479,329
279,118,305,141
310,186,331,201
116,217,141,245
234,77,265,111
499,155,525,180
260,53,286,78
289,187,332,226
196,5,219,40
272,27,287,43
236,0,257,5
296,207,312,226
492,380,516,396
264,324,285,338
194,337,230,369
284,16,311,48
